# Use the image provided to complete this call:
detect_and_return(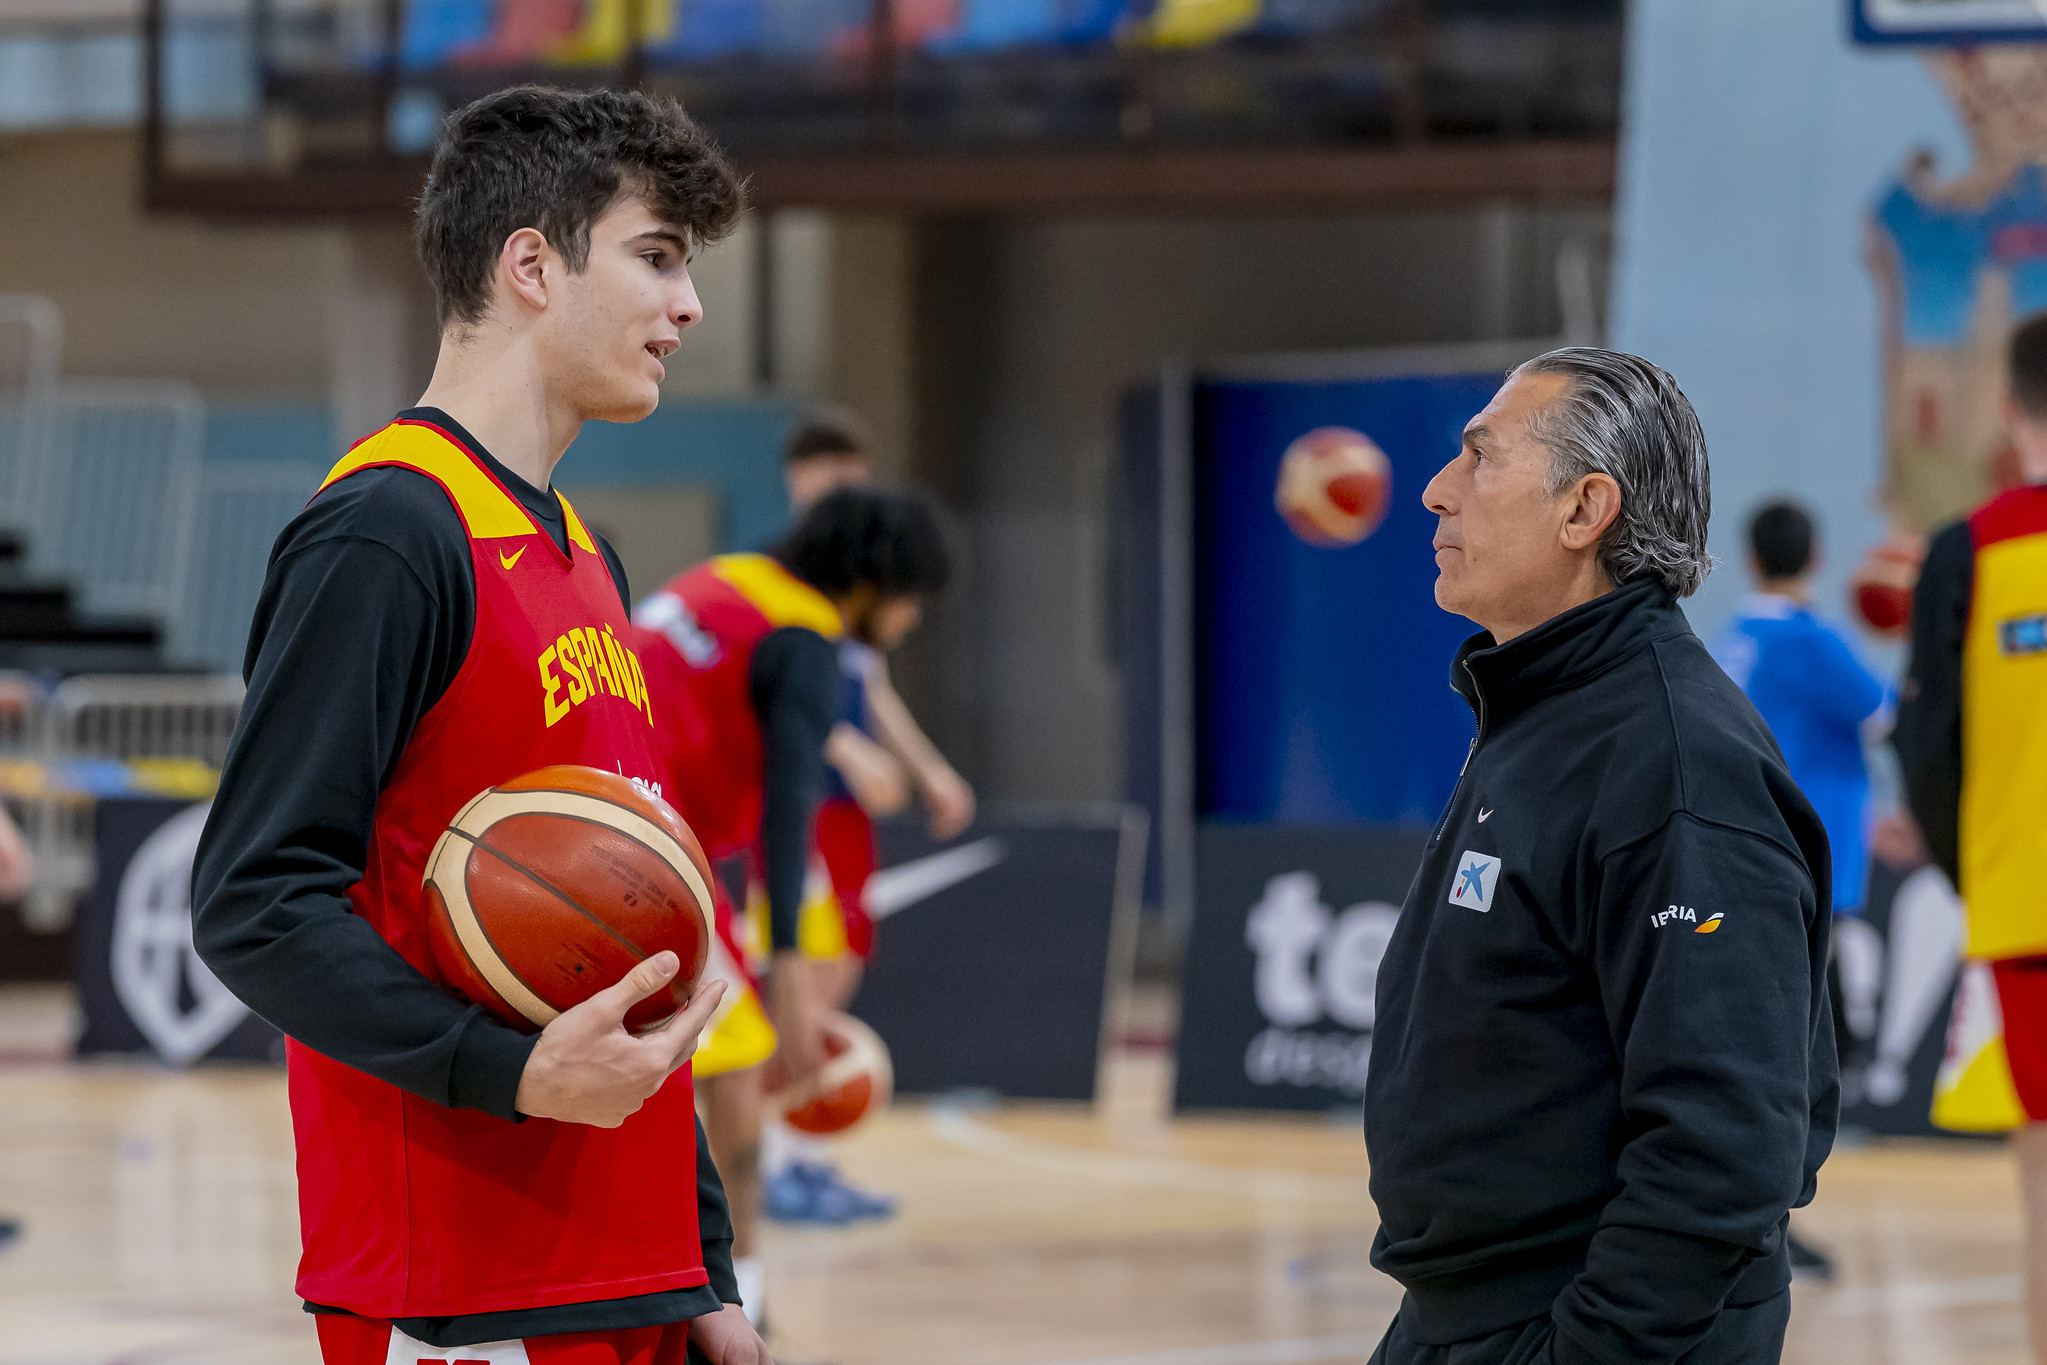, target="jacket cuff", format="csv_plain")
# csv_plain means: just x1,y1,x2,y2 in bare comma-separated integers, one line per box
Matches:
702,1235,740,1304
447,1010,538,1121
